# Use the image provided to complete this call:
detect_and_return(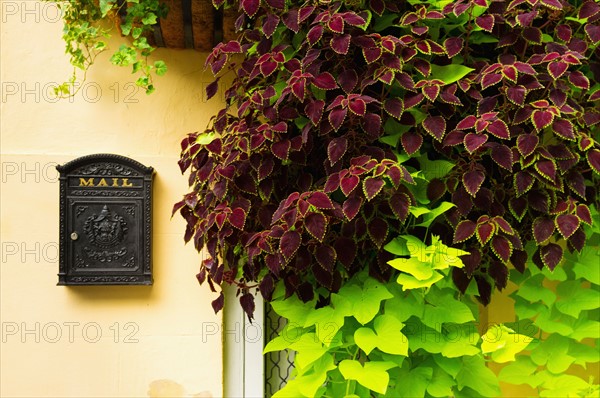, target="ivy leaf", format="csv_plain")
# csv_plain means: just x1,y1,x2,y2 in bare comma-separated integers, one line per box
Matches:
354,314,409,355
338,360,396,395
